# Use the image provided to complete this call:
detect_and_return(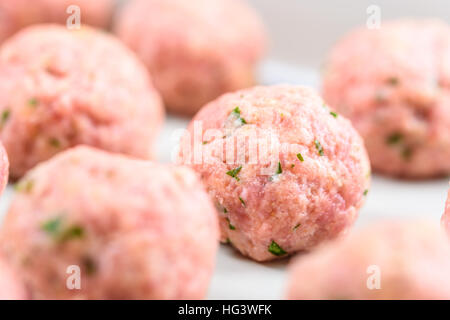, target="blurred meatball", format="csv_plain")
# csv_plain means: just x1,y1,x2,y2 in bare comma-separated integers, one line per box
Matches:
179,85,370,261
322,19,450,178
0,0,114,43
1,146,219,299
0,25,164,179
287,221,450,300
115,0,266,116
0,256,27,300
